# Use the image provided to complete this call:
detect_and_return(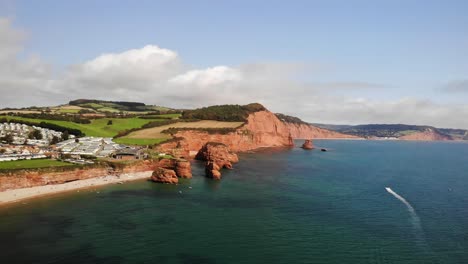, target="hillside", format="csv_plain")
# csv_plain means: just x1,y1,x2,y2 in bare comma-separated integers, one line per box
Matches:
0,99,177,115
68,99,174,113
313,123,464,141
